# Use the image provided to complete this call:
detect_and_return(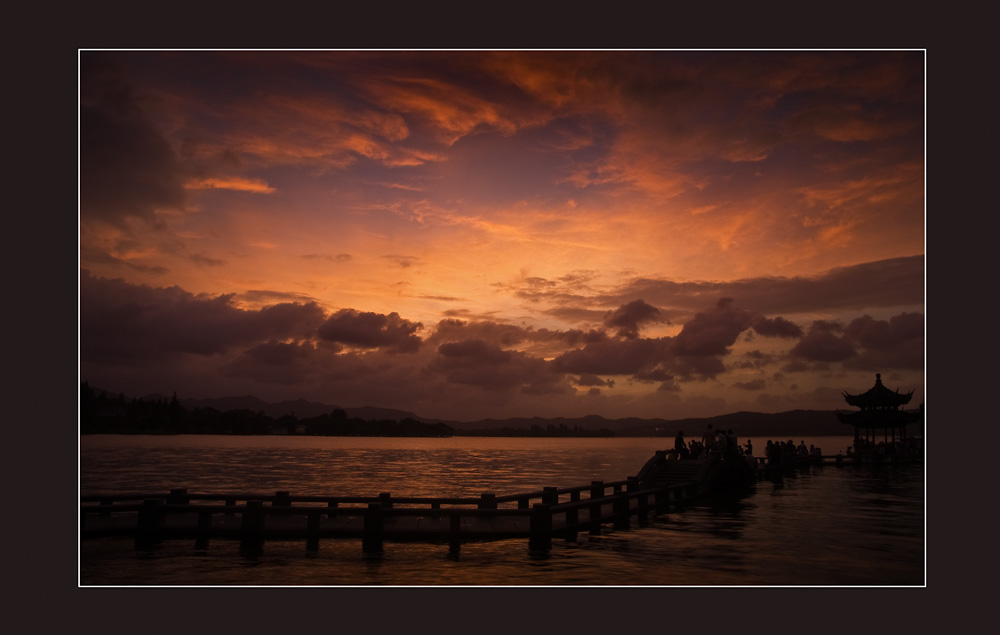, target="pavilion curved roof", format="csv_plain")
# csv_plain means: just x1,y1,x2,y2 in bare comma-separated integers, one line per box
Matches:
842,373,914,409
